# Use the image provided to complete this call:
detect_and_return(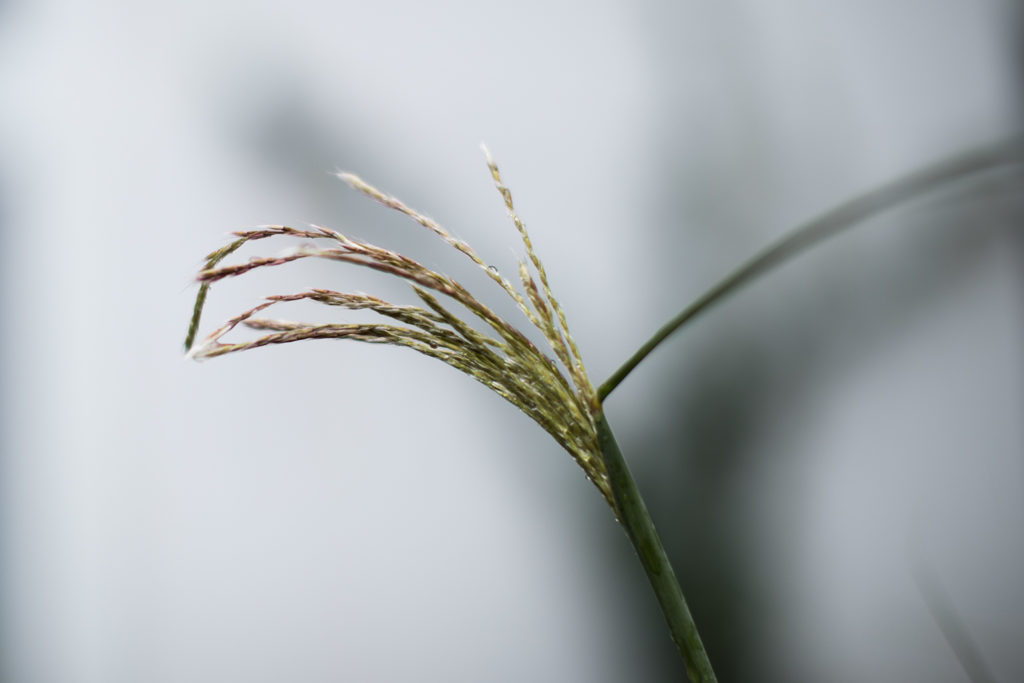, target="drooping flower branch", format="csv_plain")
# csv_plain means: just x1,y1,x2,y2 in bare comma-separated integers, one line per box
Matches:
185,147,612,508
